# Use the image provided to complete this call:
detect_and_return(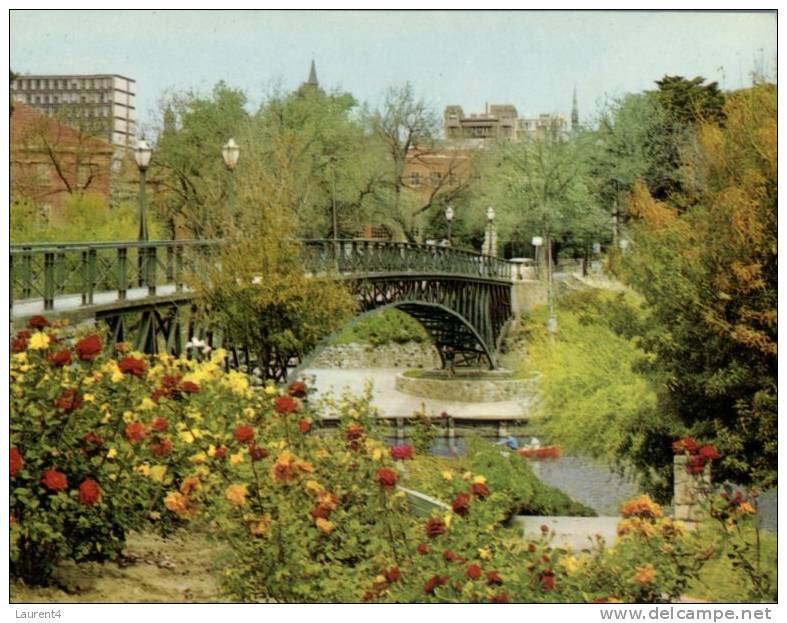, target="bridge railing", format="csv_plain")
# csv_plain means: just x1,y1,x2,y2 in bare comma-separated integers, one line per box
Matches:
10,240,220,311
301,239,512,281
10,238,514,314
